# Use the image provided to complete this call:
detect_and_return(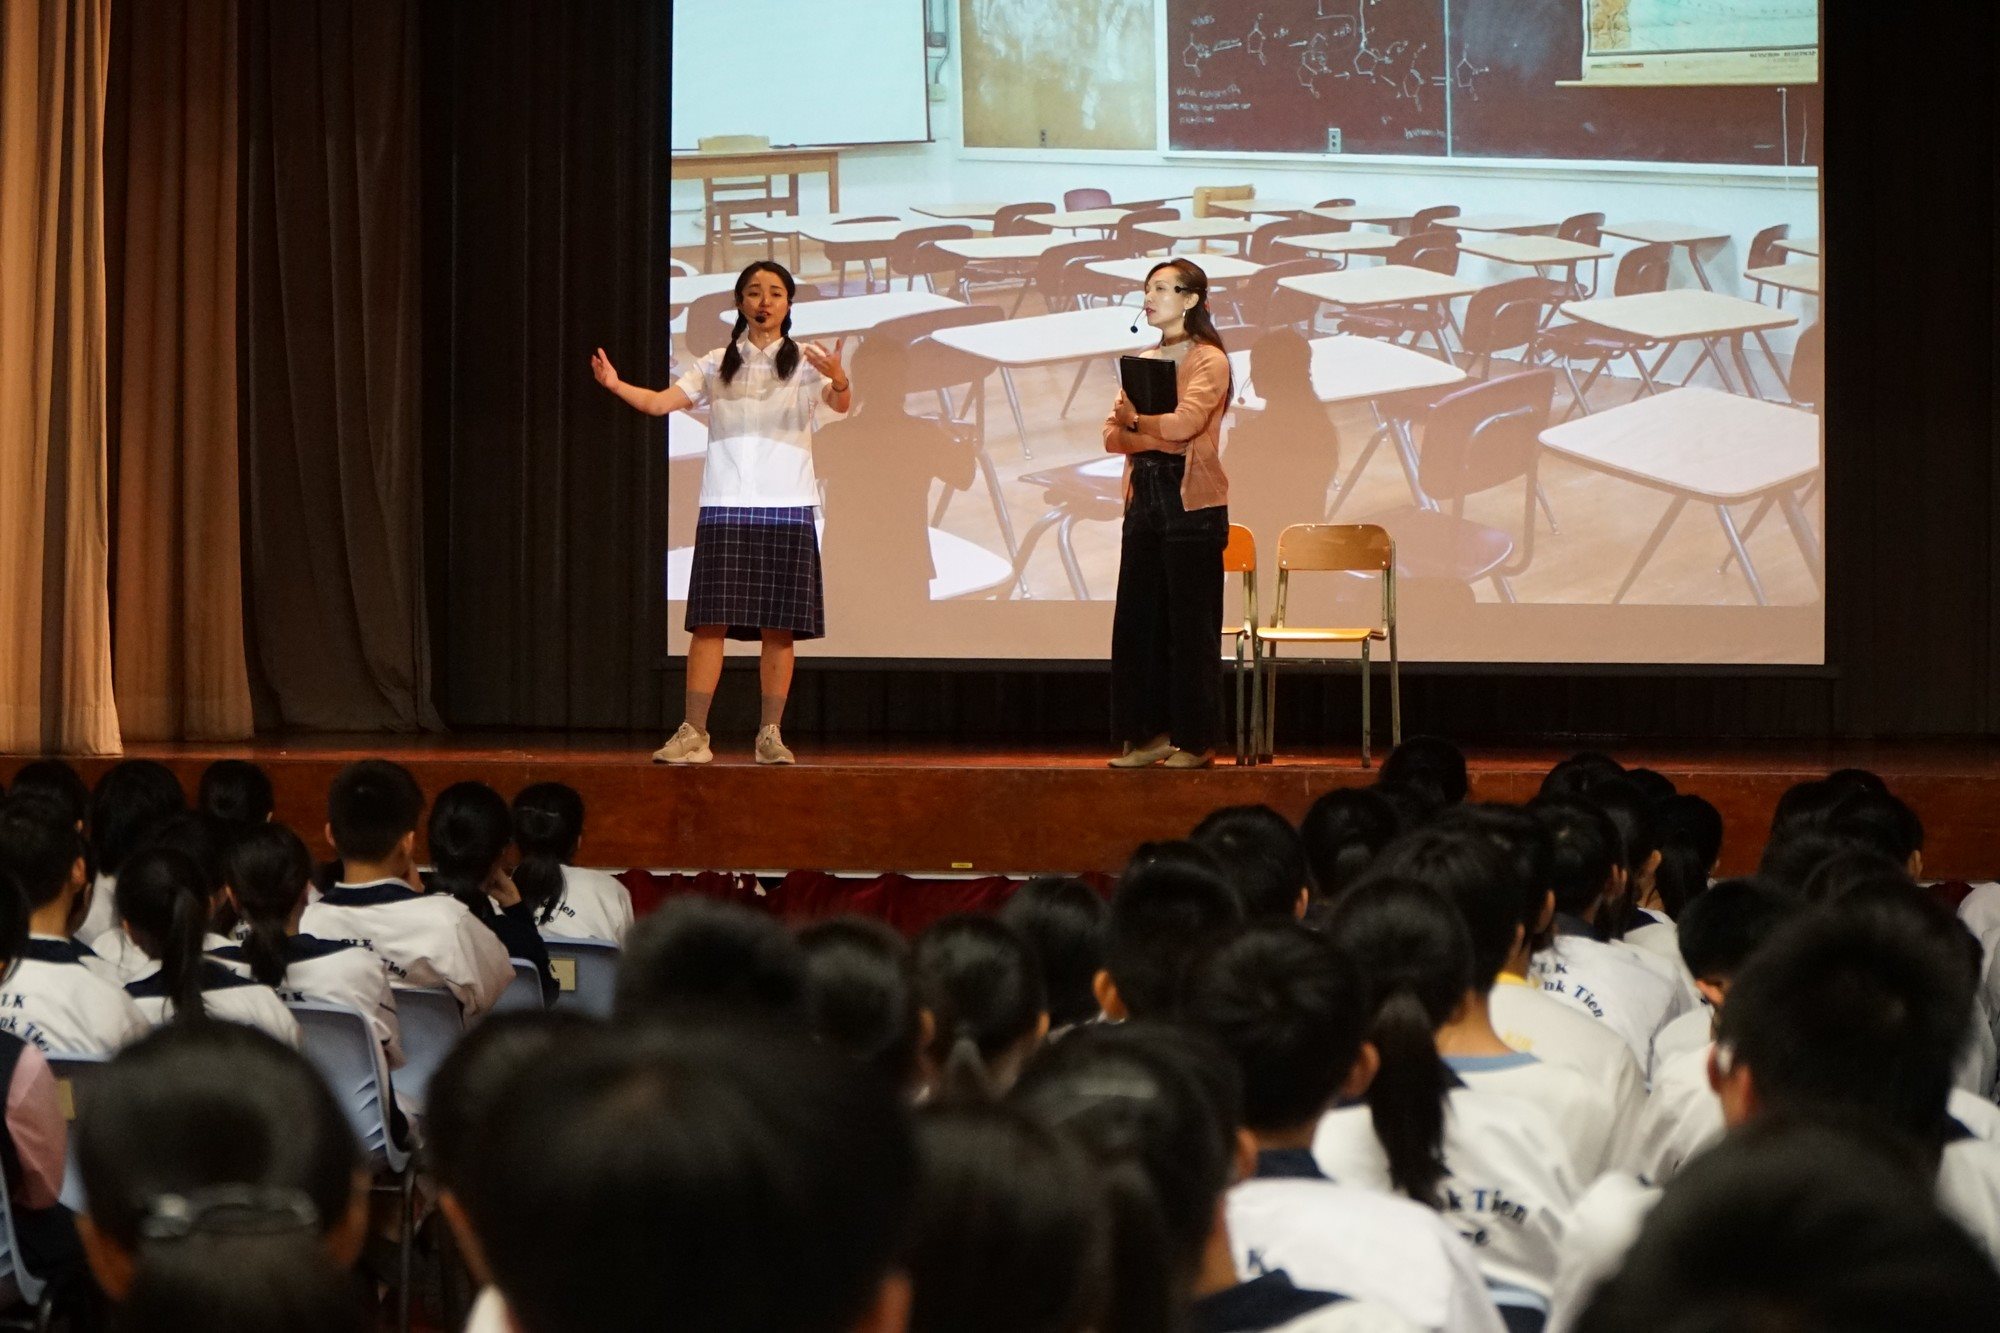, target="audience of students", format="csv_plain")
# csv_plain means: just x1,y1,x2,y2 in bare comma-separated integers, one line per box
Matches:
2,739,2000,1333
